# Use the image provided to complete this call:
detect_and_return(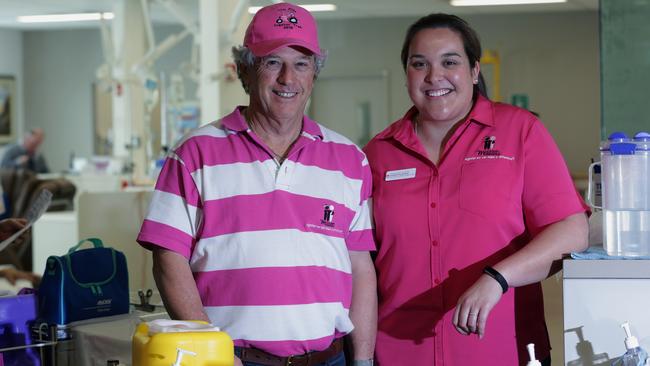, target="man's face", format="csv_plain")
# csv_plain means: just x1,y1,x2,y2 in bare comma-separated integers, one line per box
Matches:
246,46,316,122
24,130,44,154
